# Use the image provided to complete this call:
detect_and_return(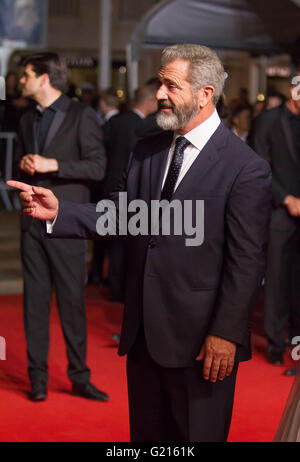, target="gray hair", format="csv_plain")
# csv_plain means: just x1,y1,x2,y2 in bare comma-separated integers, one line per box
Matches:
161,44,224,106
